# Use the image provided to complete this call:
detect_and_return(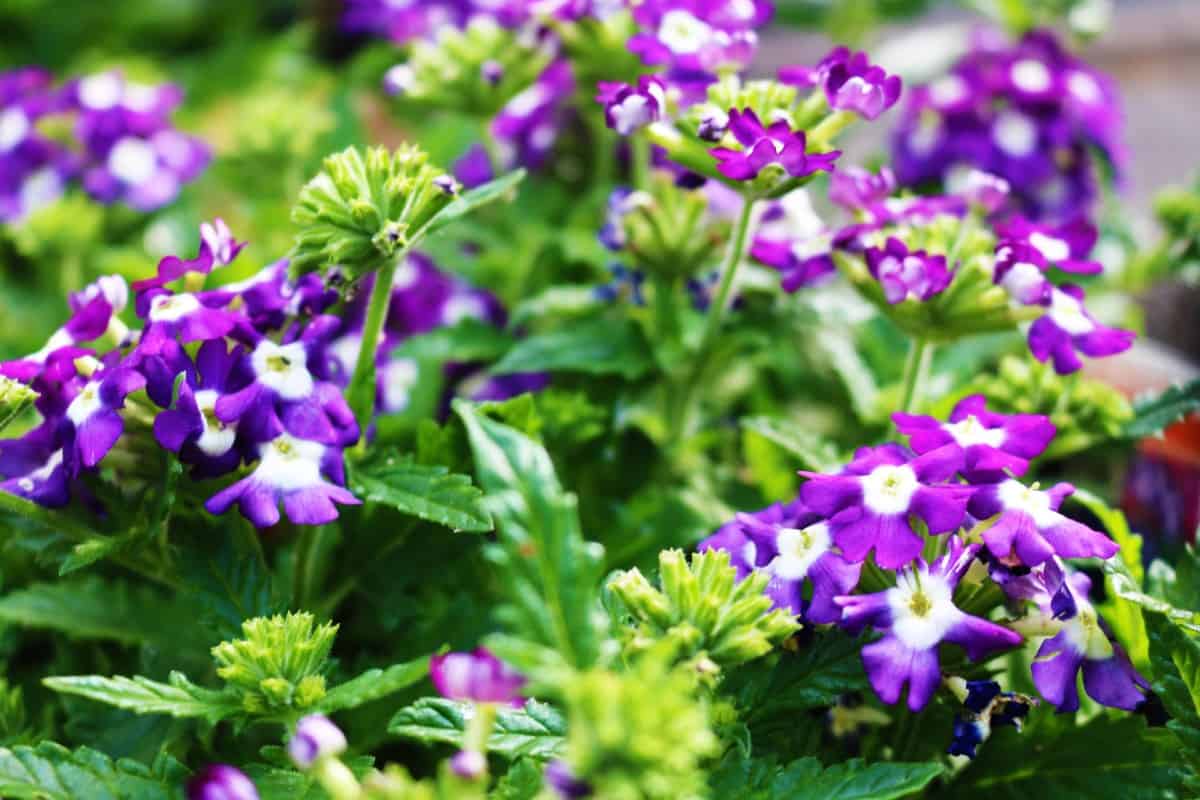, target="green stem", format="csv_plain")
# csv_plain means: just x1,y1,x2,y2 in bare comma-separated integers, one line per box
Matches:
293,525,338,610
631,134,652,190
651,275,682,346
898,338,933,415
583,109,615,185
697,197,755,359
464,702,498,758
348,256,400,444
